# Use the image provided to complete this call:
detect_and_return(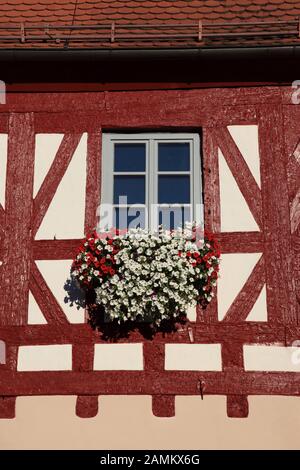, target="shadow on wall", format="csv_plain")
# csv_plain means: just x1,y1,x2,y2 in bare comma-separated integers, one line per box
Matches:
64,276,86,310
63,275,188,341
